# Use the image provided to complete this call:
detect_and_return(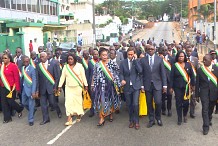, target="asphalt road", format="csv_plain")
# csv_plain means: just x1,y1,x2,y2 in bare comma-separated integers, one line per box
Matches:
0,22,218,146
